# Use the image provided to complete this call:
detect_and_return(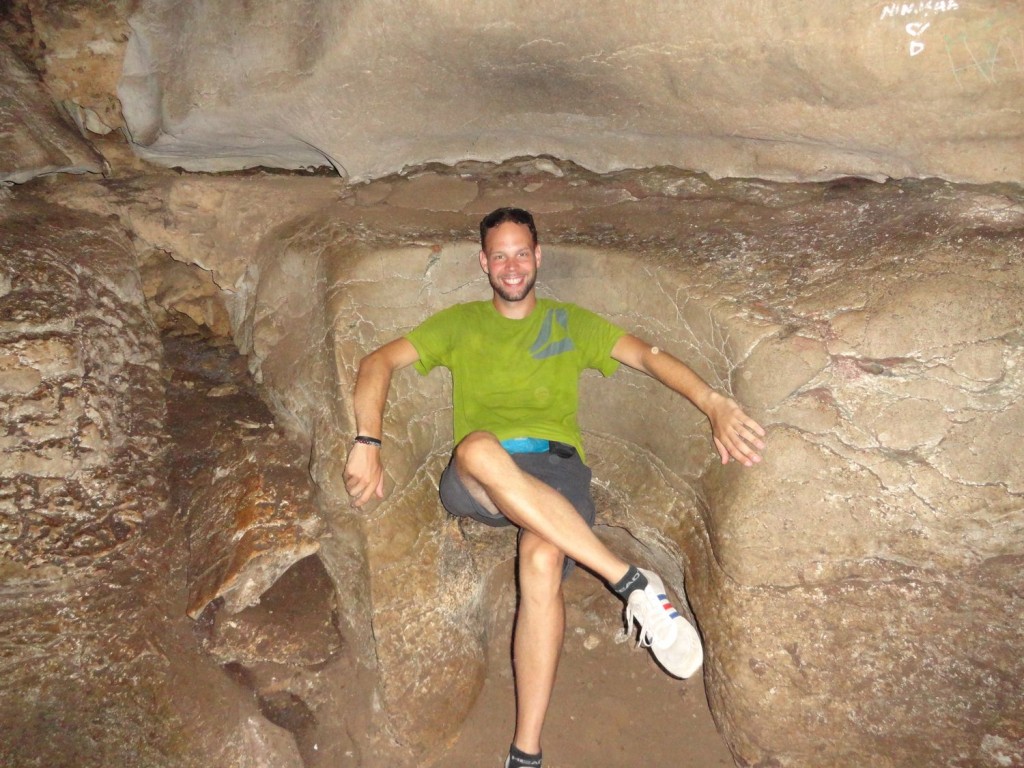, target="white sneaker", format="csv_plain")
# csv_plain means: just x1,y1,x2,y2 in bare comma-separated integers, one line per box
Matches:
624,568,703,678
